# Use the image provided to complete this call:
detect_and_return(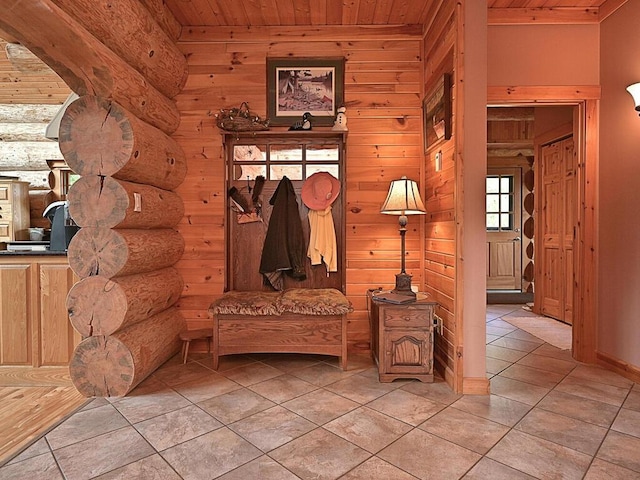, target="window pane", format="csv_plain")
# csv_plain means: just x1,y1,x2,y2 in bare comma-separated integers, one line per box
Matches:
235,165,266,180
501,213,512,229
270,145,302,161
500,194,512,213
487,214,499,229
486,177,499,193
486,194,499,213
306,165,340,179
271,164,302,180
234,145,265,161
501,176,512,193
307,144,339,161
